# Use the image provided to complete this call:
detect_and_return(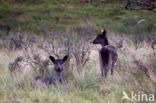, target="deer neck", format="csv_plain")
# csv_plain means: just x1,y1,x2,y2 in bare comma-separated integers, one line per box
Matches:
55,72,63,82
56,72,62,77
101,40,109,47
101,44,109,48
